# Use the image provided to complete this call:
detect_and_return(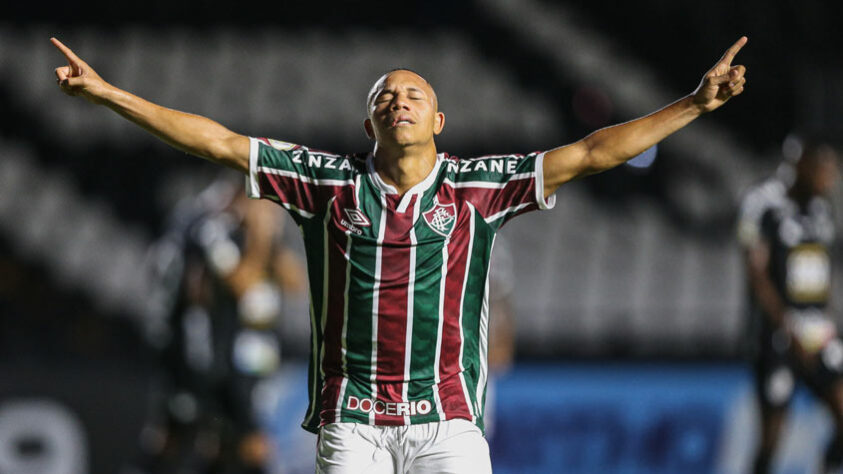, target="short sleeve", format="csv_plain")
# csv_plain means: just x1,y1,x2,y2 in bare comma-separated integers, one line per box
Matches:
737,180,783,248
450,151,556,230
246,137,355,219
